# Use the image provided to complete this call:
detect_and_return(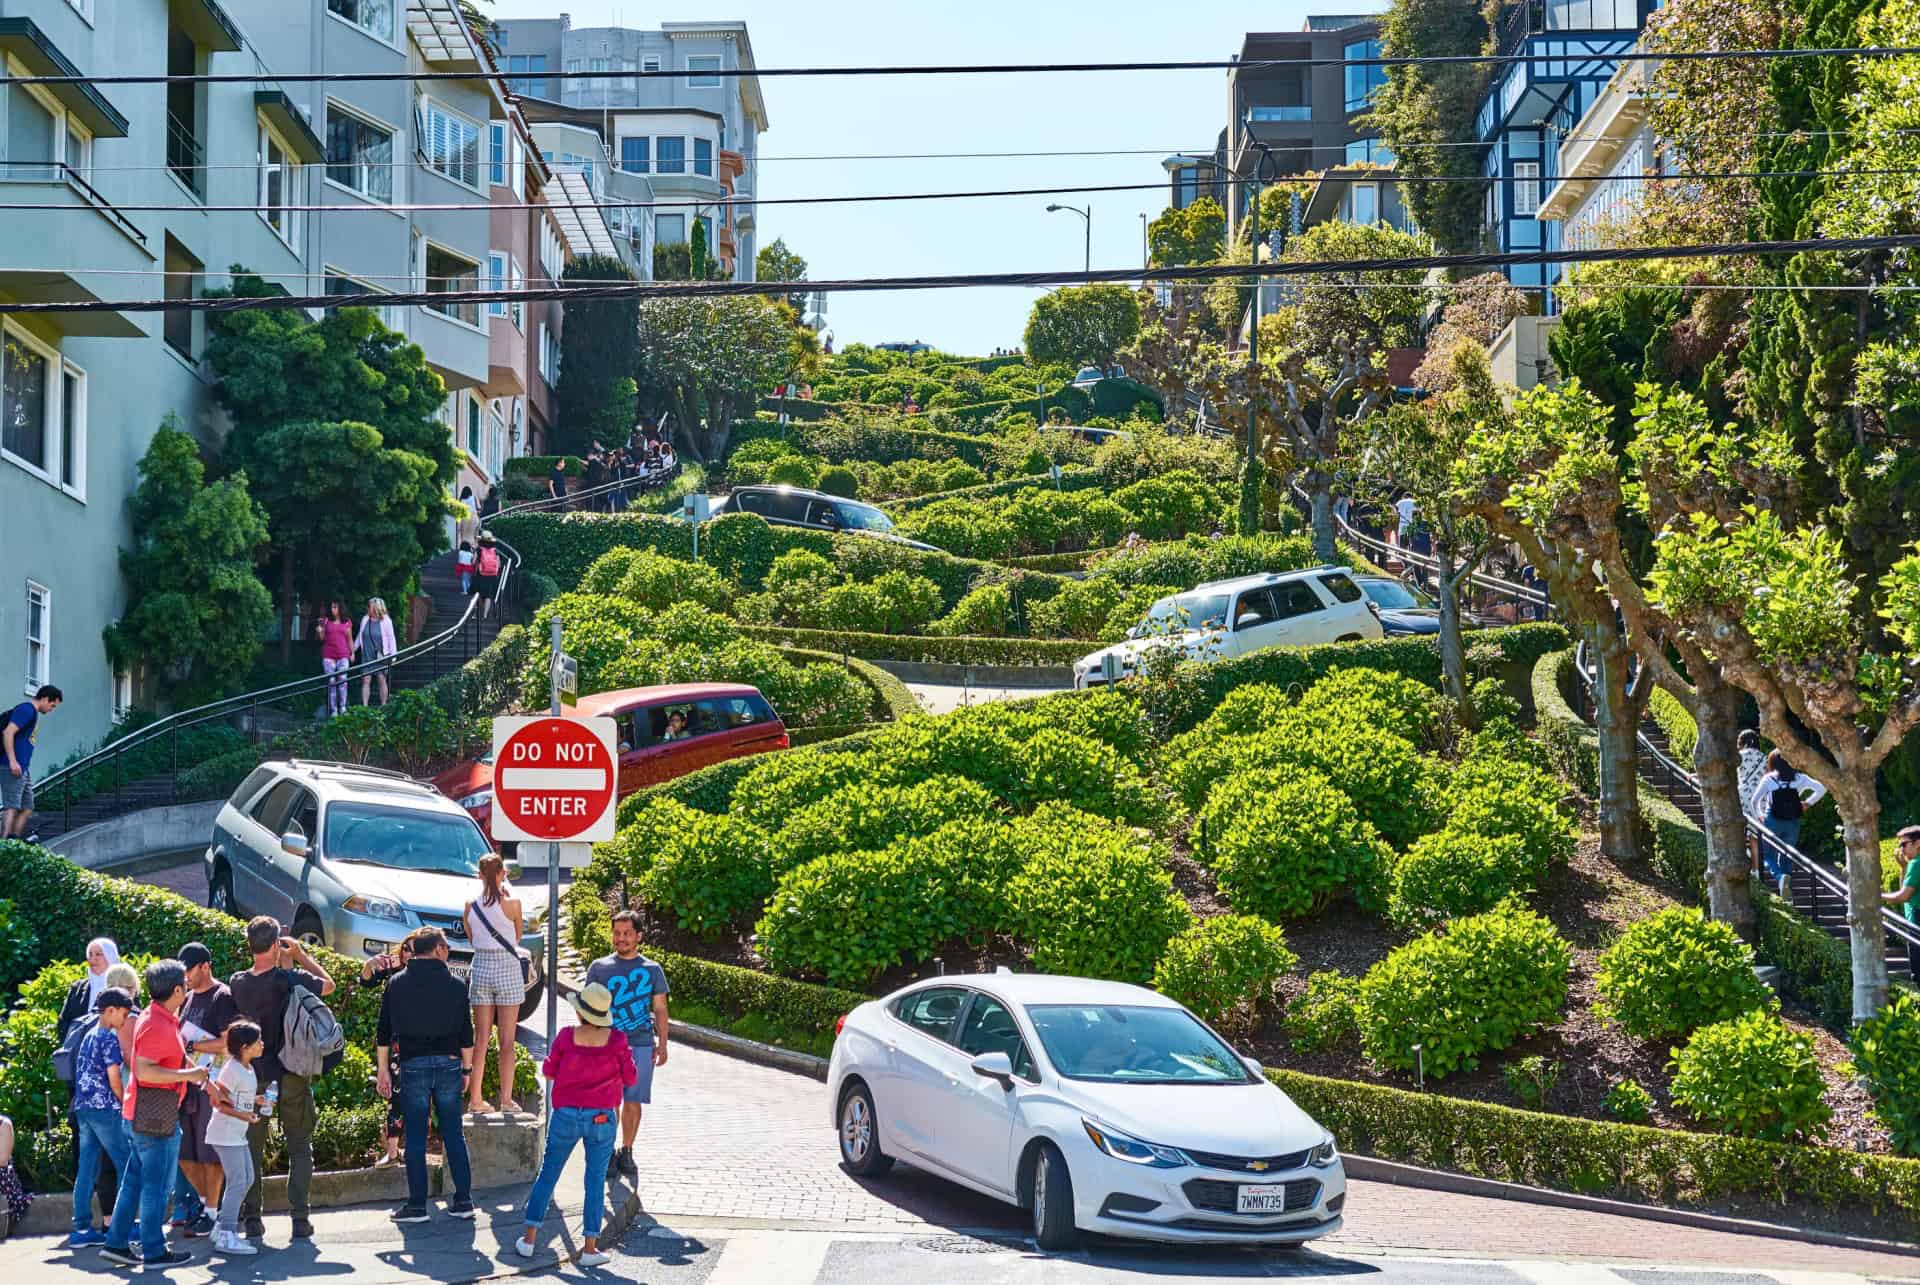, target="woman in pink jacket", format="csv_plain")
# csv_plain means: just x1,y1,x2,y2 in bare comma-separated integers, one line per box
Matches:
356,597,398,707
